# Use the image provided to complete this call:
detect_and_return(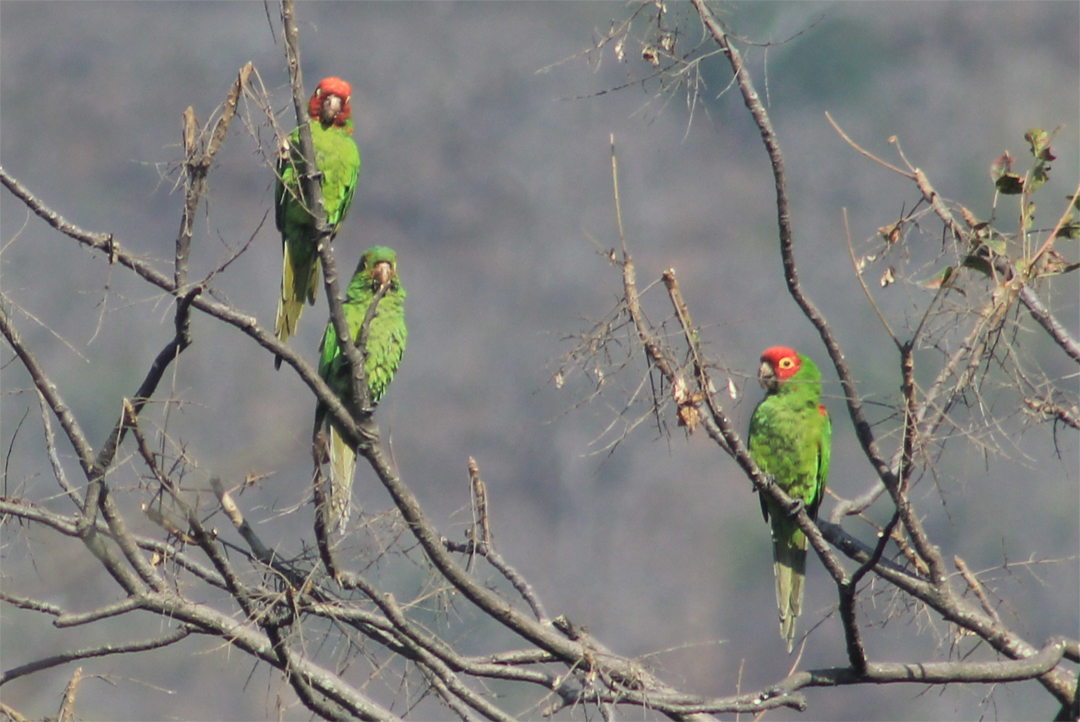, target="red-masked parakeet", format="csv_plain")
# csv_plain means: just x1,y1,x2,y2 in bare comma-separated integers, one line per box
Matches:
748,346,831,652
275,76,361,368
317,246,406,532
